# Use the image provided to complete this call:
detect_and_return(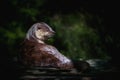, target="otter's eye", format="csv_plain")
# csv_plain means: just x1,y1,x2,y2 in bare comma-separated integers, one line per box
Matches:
38,27,42,29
